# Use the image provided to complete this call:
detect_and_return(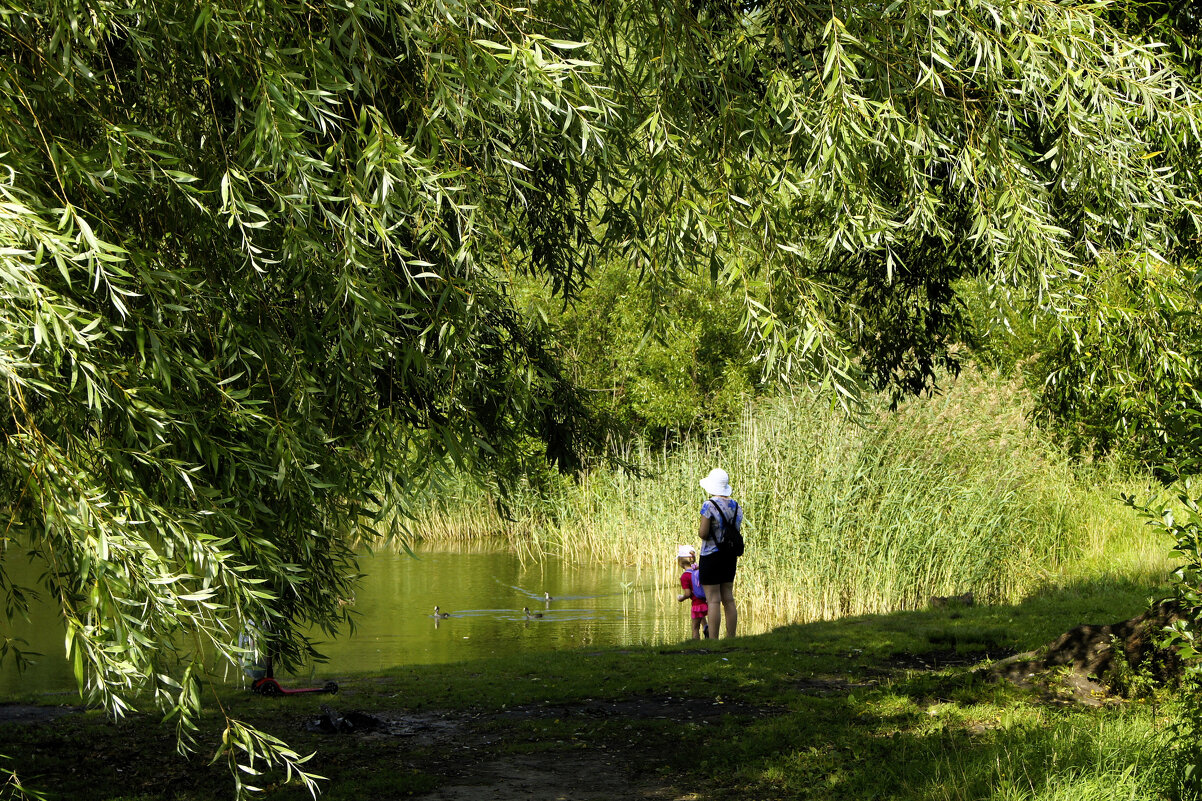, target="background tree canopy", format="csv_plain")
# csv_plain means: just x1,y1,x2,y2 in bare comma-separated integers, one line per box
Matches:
0,0,1199,790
